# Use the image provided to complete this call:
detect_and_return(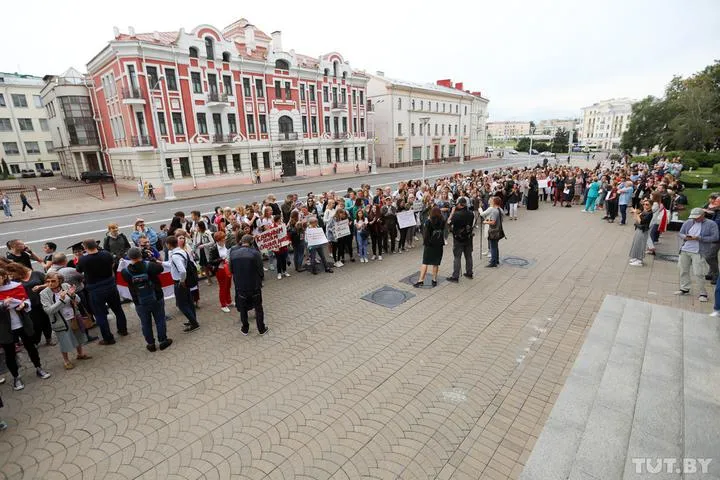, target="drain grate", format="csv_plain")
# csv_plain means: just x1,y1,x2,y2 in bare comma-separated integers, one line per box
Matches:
399,272,446,288
361,286,415,308
656,254,679,263
501,256,534,268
